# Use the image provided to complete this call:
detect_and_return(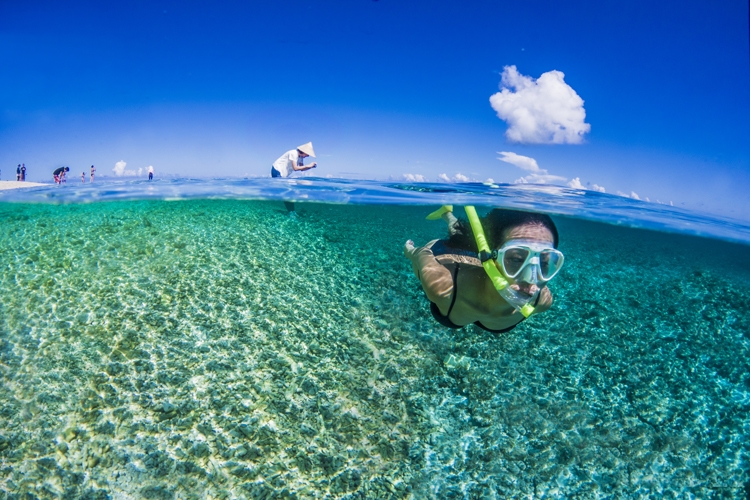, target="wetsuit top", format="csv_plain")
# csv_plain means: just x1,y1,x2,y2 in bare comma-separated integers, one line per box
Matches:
53,167,66,176
428,240,537,333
